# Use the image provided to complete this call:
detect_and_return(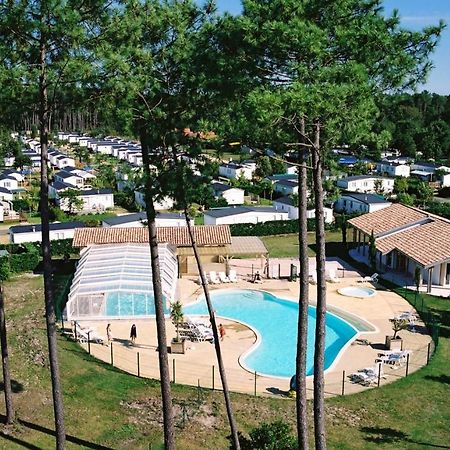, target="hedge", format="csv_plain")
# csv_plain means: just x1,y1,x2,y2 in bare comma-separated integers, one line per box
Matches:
9,250,41,273
229,218,338,236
